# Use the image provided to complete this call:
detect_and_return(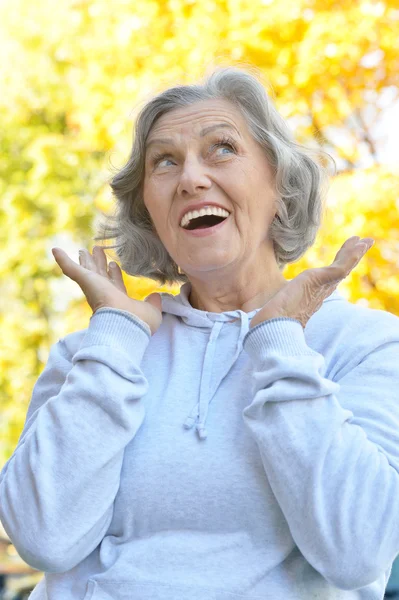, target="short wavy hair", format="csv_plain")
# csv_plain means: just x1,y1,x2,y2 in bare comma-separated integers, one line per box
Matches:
94,65,332,286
